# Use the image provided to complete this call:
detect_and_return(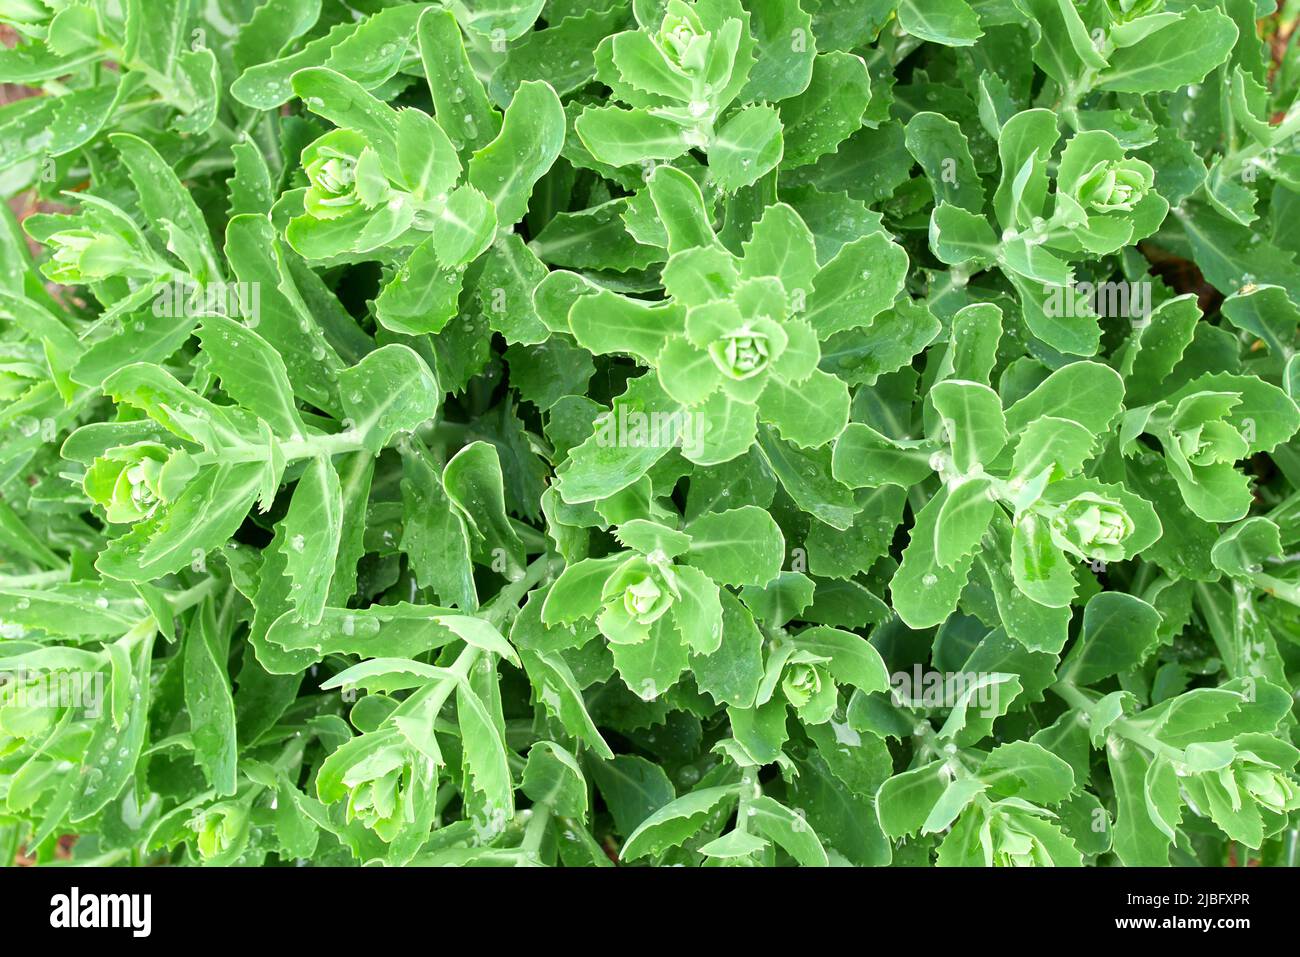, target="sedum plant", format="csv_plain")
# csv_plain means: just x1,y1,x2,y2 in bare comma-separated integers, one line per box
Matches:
0,0,1298,870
